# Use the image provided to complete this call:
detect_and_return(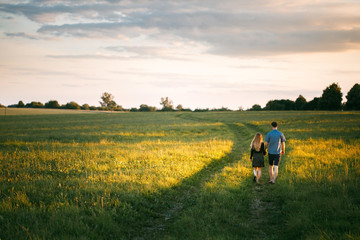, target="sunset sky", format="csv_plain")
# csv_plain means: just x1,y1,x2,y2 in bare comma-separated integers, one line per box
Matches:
1,0,359,110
